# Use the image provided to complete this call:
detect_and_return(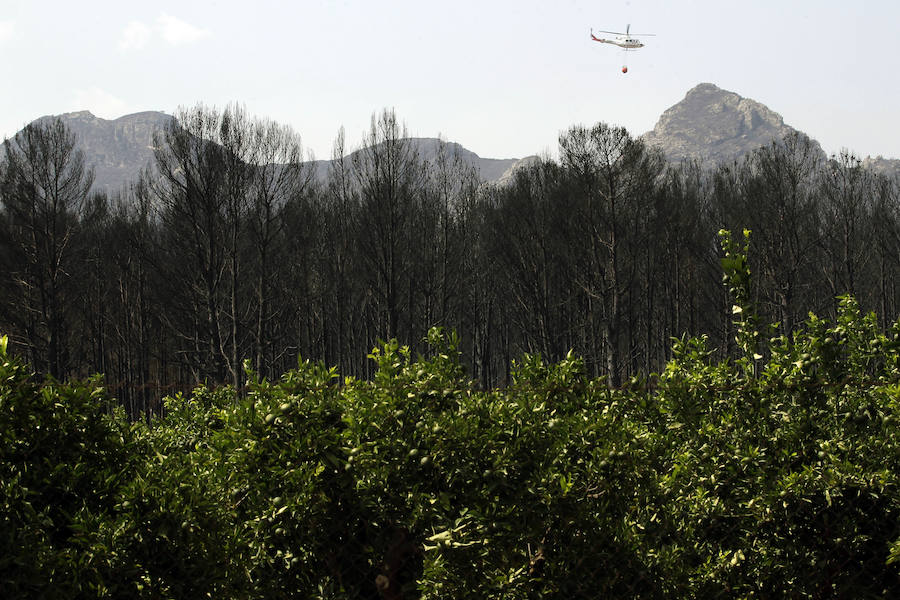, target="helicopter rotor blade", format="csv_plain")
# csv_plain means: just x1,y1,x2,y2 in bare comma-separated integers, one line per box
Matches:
593,26,656,36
